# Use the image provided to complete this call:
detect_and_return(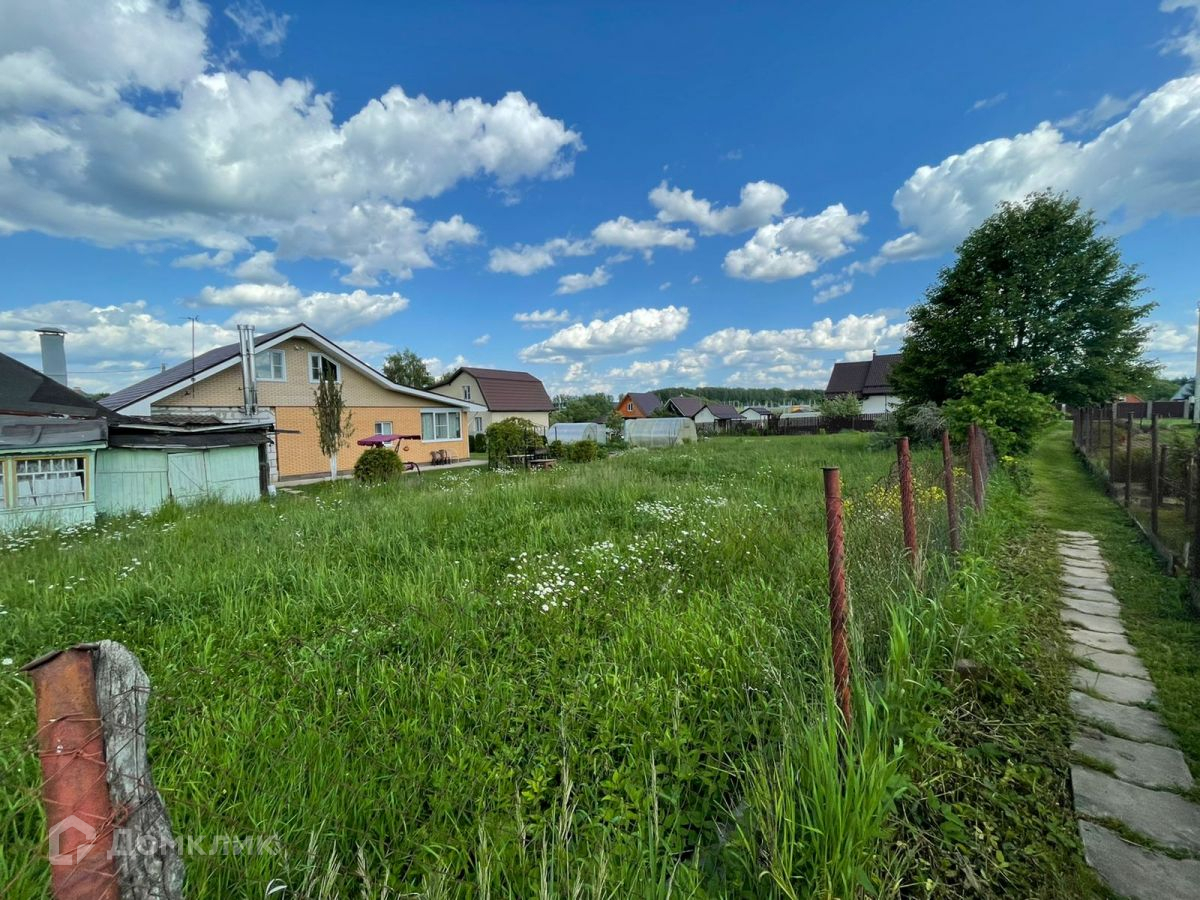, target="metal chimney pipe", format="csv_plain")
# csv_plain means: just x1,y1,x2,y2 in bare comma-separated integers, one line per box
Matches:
36,327,68,385
237,324,258,415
